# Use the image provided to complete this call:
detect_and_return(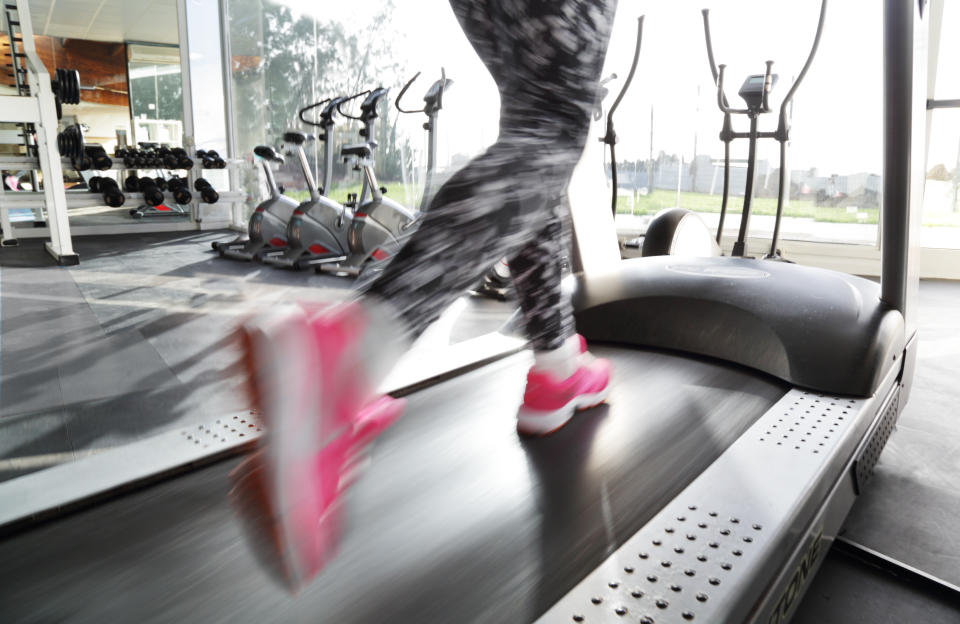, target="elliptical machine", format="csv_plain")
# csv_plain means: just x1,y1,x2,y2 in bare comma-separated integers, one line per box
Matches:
213,145,298,260
642,4,826,260
259,95,354,270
